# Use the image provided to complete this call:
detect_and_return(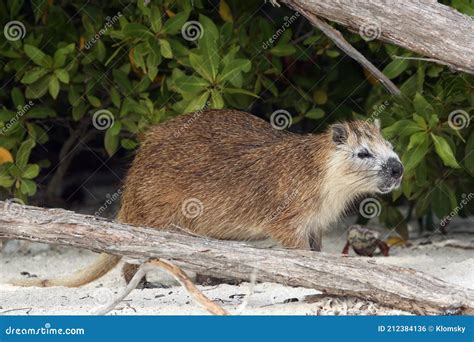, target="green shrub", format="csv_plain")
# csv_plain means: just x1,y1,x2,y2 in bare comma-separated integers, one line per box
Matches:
0,0,472,236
